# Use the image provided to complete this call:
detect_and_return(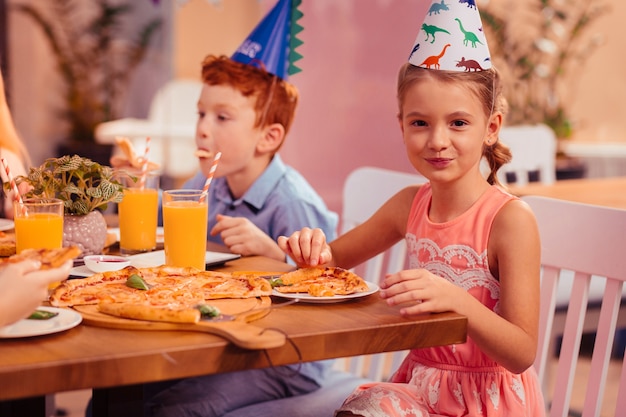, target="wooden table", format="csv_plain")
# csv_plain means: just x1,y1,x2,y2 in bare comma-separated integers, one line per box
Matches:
0,254,467,416
509,176,626,209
